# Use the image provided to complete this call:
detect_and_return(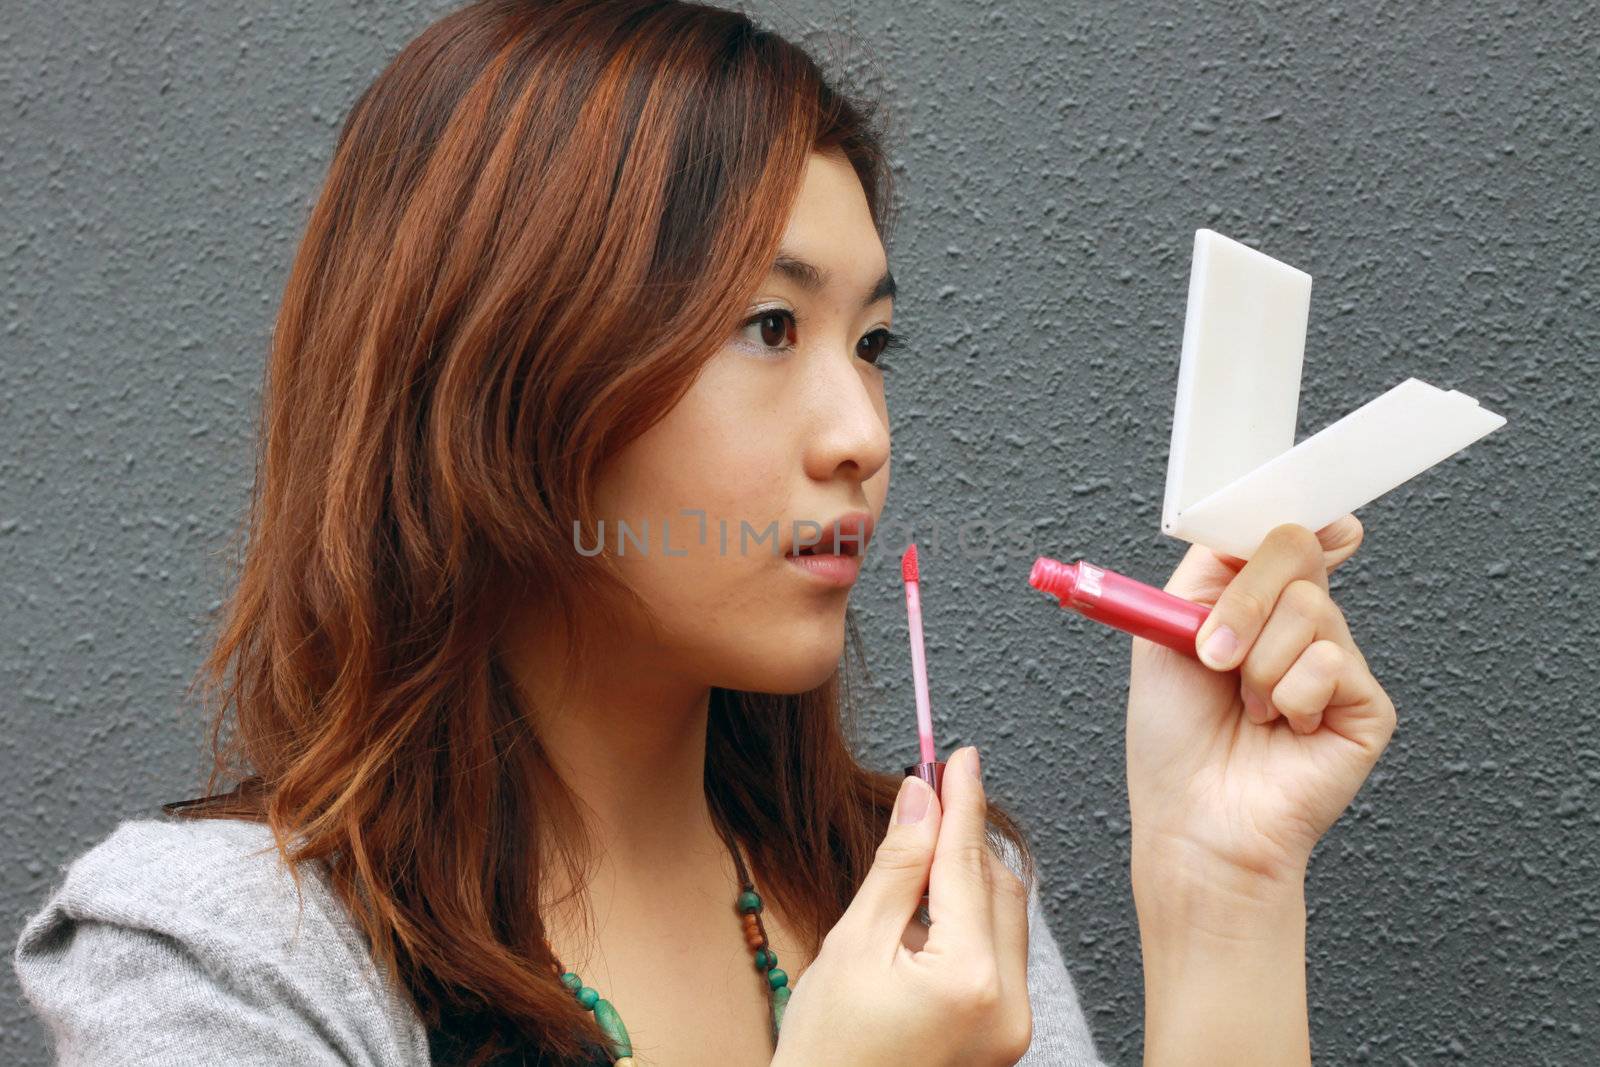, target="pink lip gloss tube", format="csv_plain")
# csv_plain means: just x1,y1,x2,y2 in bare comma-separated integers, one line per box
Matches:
902,760,946,797
903,760,945,921
1028,556,1213,658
